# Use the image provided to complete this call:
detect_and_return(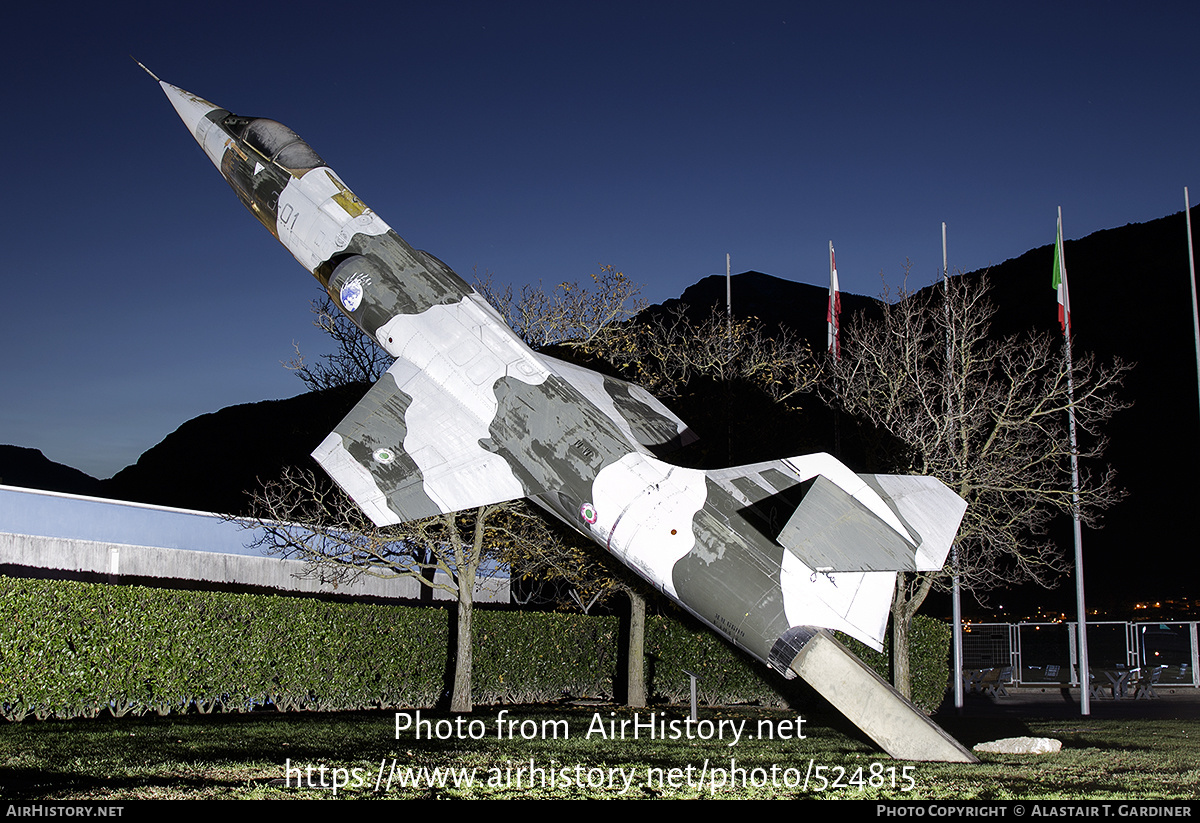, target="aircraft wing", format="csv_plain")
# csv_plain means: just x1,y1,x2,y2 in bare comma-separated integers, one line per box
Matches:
311,361,532,526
